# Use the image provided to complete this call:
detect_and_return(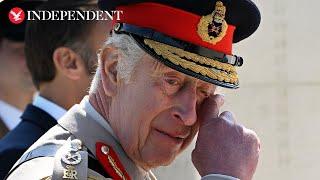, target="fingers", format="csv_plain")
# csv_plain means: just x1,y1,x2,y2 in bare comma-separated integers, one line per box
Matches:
198,94,225,127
